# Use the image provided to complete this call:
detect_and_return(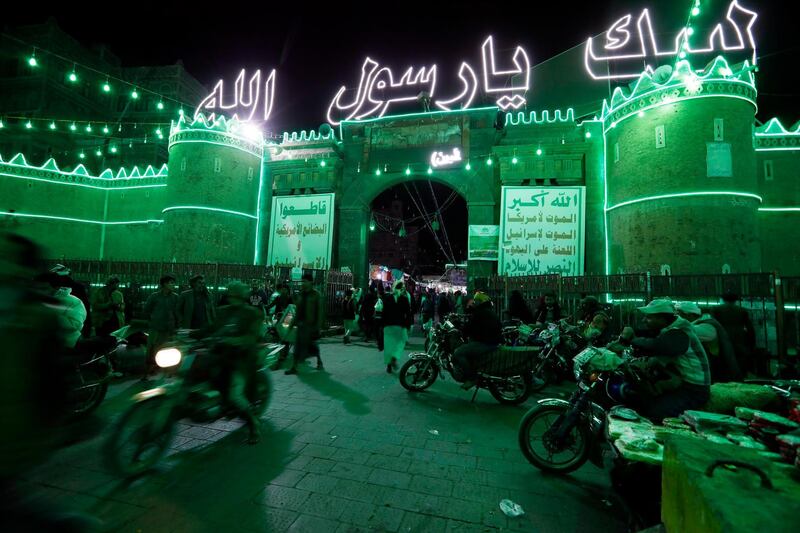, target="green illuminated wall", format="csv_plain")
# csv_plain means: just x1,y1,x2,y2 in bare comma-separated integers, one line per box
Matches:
756,142,800,275
606,94,760,274
164,118,263,264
